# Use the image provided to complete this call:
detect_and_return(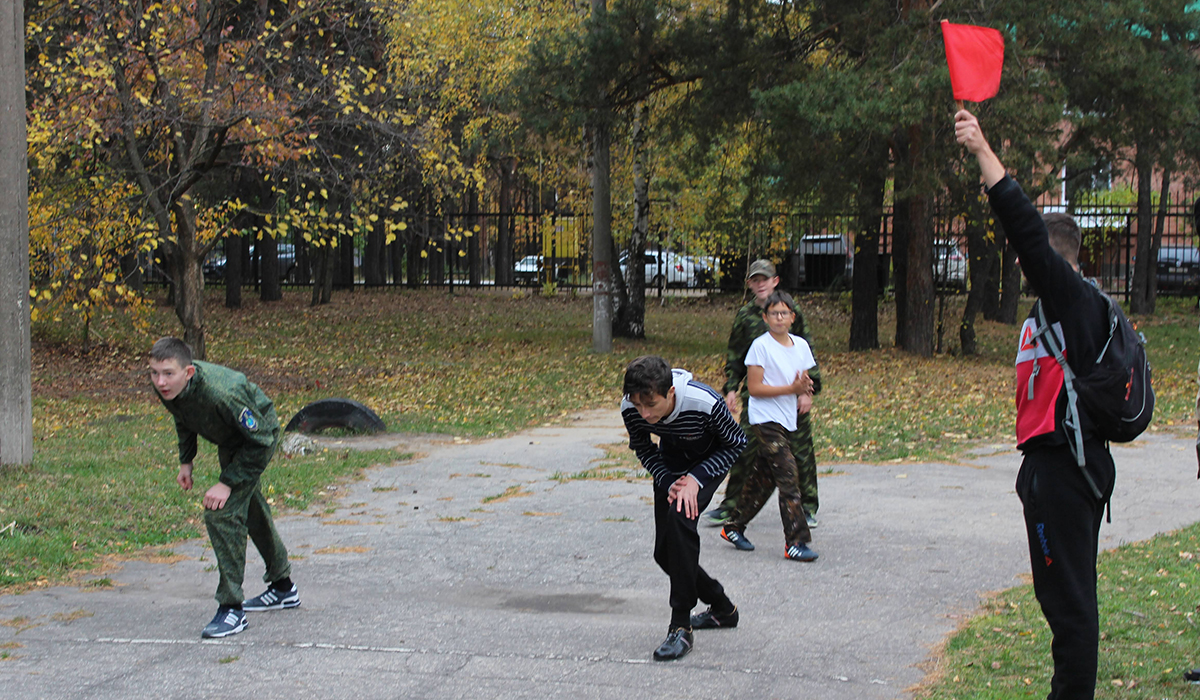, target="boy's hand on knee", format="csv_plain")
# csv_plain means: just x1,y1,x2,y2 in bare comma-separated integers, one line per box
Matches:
203,482,232,510
667,475,701,519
